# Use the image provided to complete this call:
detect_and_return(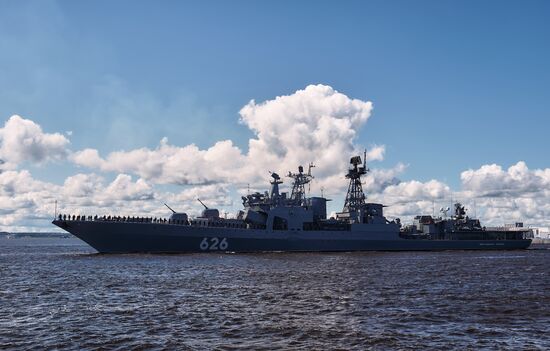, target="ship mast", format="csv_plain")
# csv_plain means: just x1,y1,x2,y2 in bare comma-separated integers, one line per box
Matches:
287,163,314,205
269,172,283,203
343,150,368,213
